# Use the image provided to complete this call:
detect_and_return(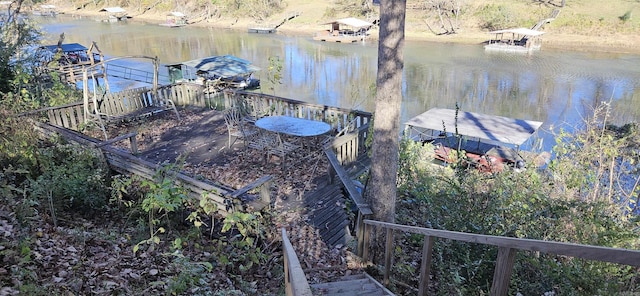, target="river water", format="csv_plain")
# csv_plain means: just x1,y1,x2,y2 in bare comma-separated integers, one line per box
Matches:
36,15,640,151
